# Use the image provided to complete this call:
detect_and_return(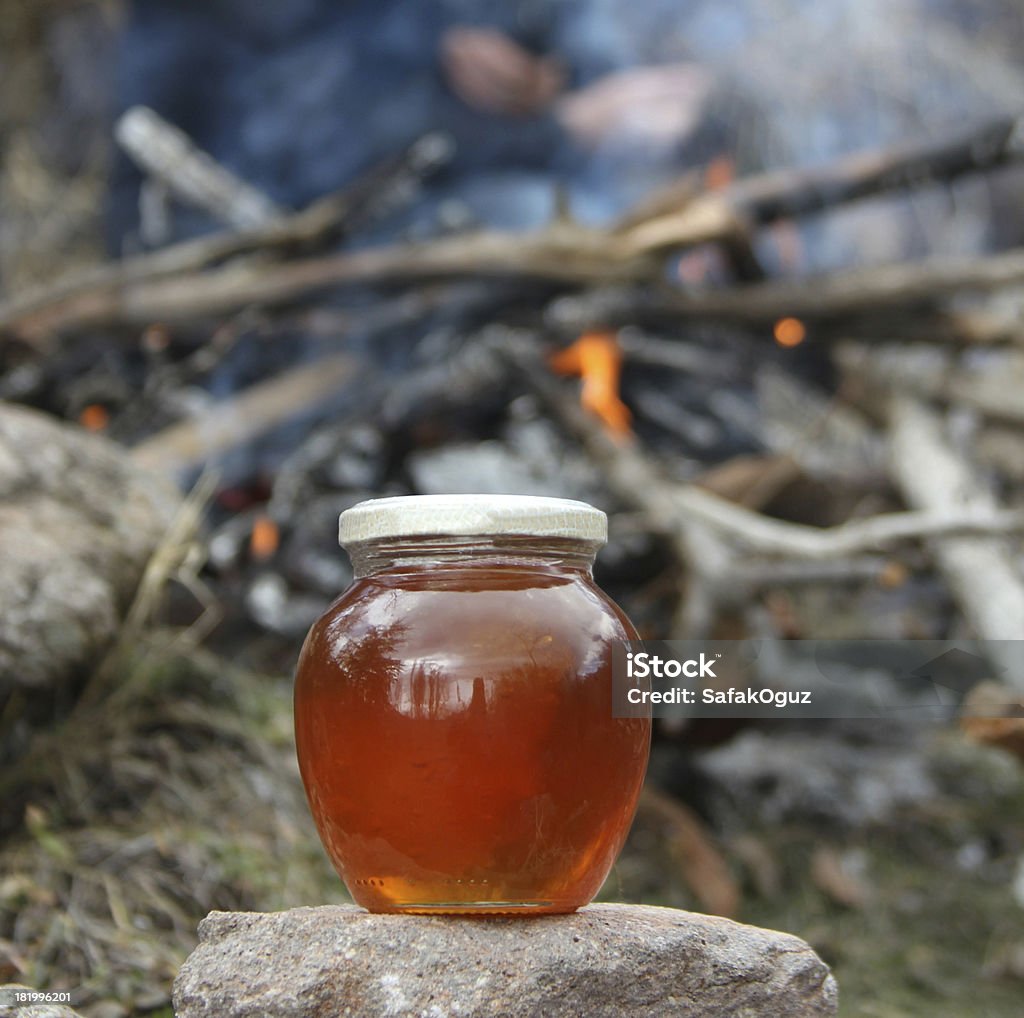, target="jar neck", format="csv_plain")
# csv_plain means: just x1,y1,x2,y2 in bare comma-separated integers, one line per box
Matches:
346,535,601,579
